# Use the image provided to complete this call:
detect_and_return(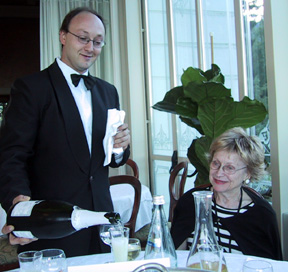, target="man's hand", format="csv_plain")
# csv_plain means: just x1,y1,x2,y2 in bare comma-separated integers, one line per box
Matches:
113,123,130,150
2,195,38,245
